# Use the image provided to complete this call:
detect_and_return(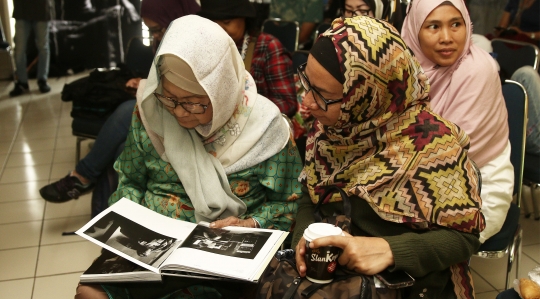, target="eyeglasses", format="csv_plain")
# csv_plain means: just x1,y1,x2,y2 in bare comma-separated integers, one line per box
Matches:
147,25,164,36
153,92,208,114
297,63,342,111
343,8,371,17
